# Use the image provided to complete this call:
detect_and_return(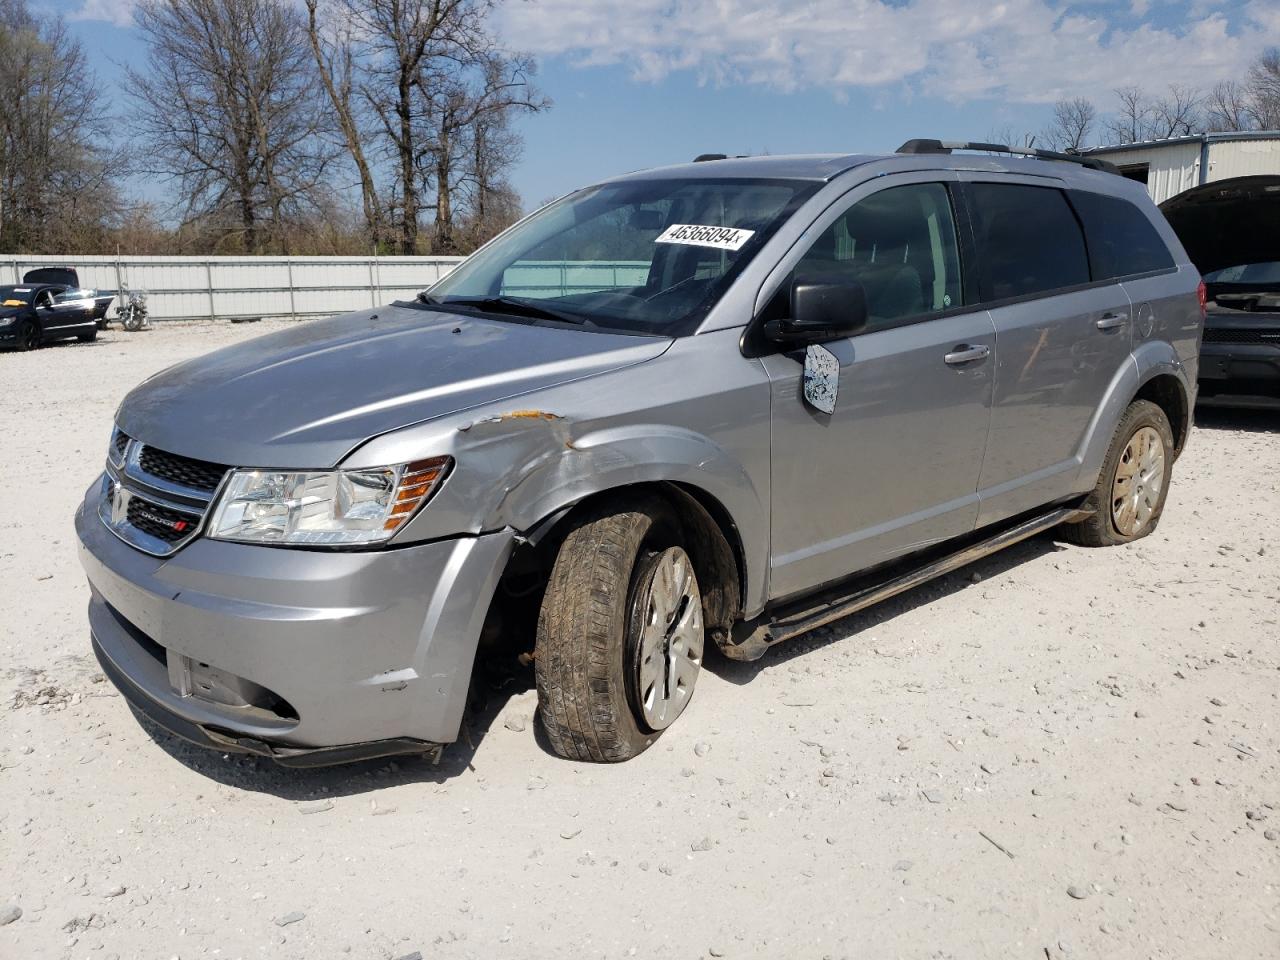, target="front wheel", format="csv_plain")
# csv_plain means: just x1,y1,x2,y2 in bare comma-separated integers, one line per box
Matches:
1064,399,1174,547
535,497,704,762
15,320,40,351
